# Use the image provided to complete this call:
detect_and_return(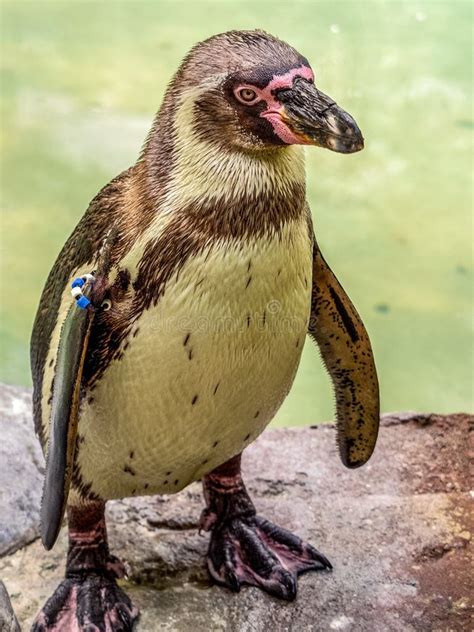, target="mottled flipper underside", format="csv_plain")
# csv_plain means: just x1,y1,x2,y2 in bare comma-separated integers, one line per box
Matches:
309,238,380,467
40,301,94,550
